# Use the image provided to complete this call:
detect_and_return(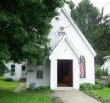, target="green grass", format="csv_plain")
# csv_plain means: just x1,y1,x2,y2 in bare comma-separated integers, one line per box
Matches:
0,92,51,103
84,87,110,103
91,88,110,100
0,77,20,91
0,78,54,103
